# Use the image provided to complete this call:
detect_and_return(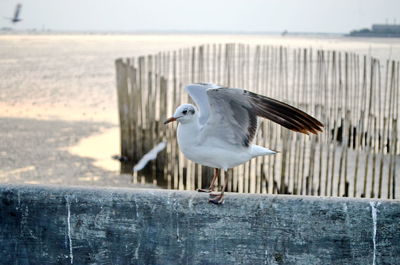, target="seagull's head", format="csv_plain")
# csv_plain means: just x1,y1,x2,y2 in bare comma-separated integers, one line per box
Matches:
164,104,197,124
